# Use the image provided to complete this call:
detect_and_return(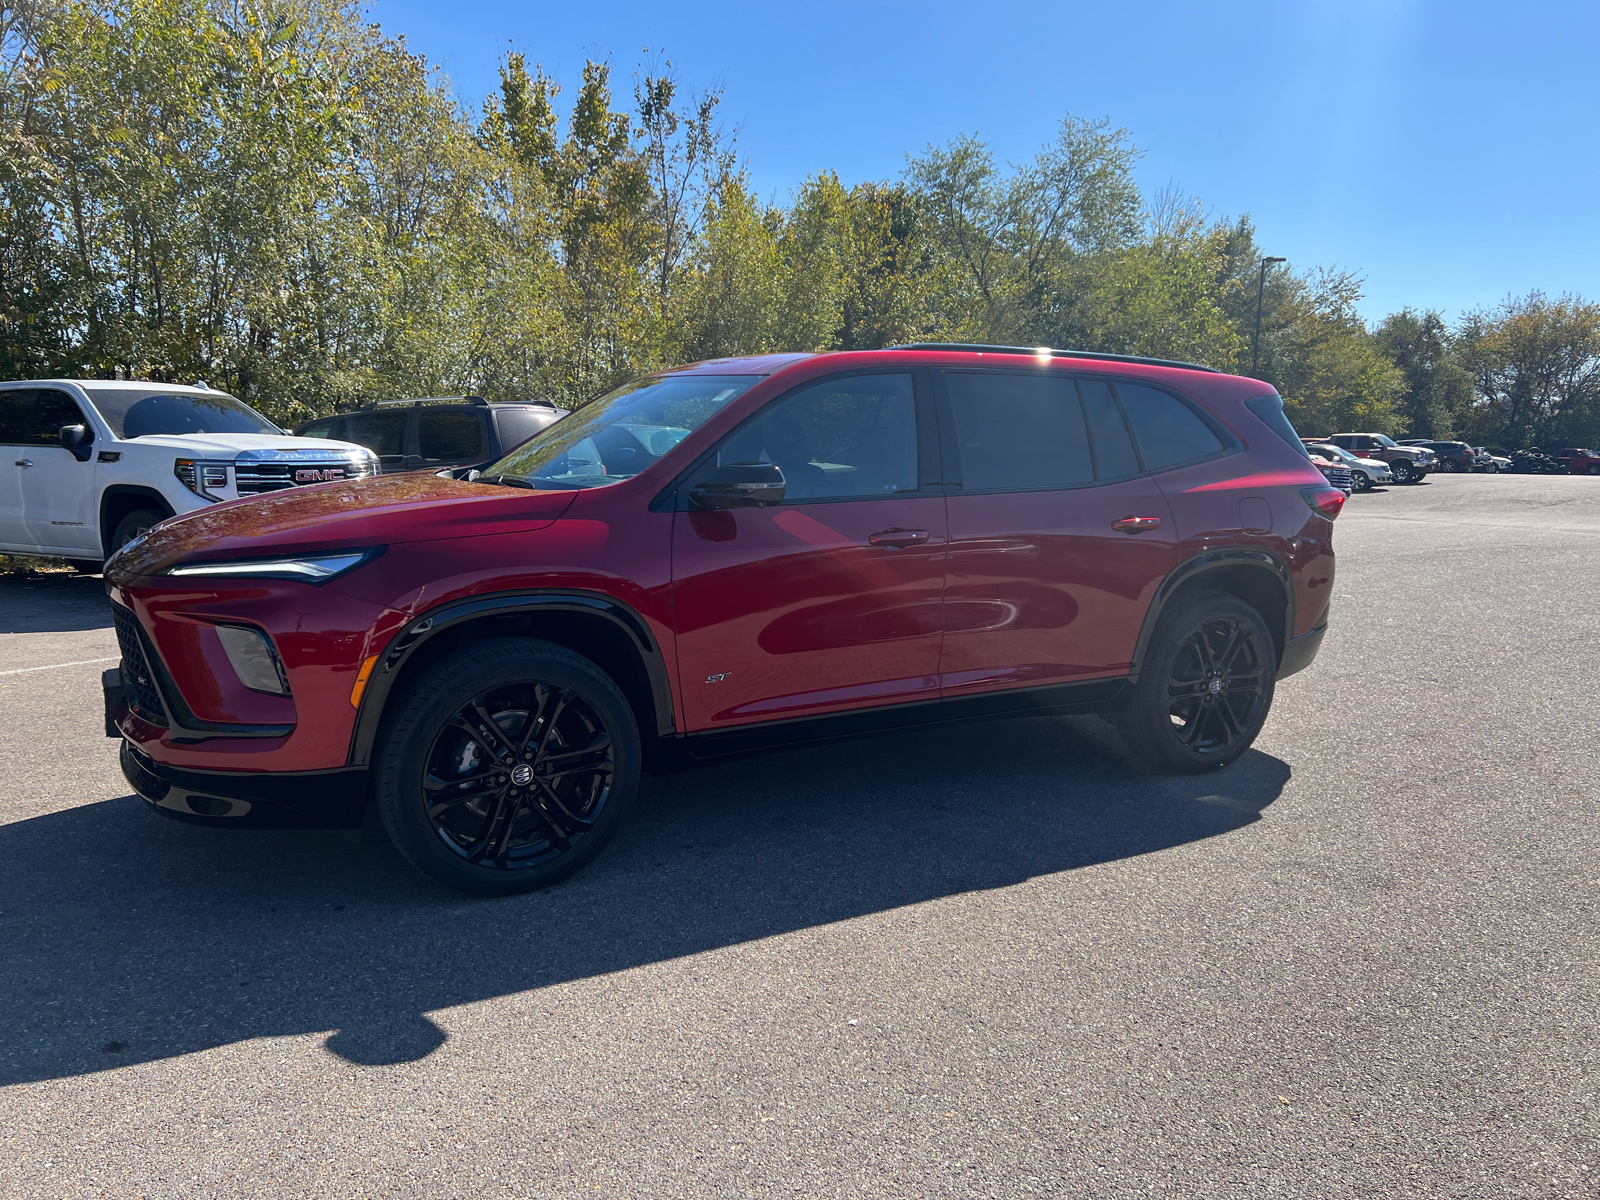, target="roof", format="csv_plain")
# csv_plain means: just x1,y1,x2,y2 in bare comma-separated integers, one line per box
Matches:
9,378,221,395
